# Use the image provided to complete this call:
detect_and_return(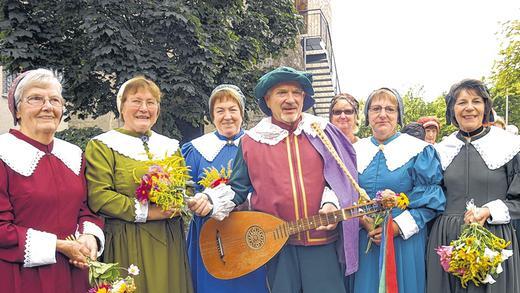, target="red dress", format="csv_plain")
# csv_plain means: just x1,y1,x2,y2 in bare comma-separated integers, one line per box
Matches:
0,129,103,293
